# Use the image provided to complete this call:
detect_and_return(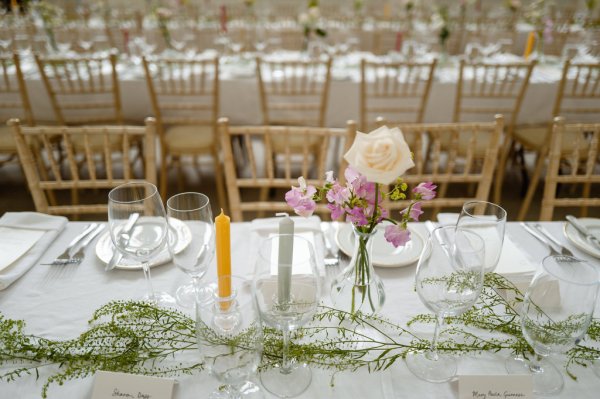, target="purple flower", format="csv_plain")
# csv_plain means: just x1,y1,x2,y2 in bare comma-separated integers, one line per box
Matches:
347,207,369,226
327,203,346,220
326,182,350,205
384,224,411,247
413,182,437,200
285,178,317,217
402,201,423,222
